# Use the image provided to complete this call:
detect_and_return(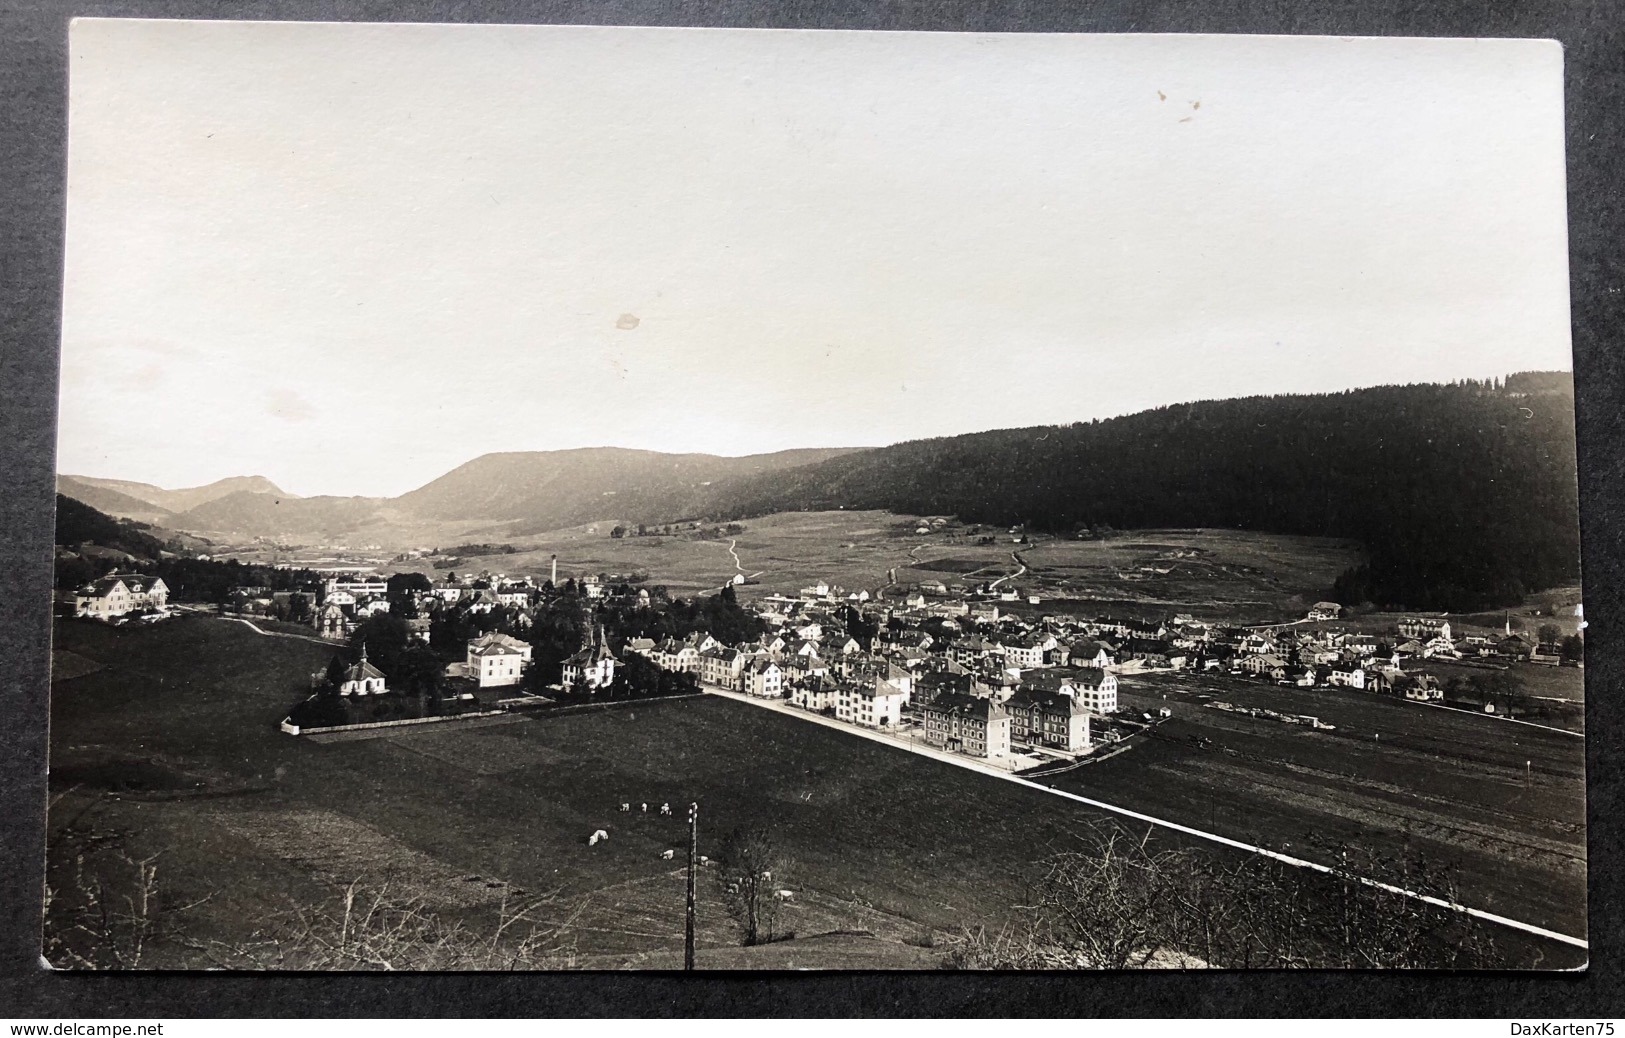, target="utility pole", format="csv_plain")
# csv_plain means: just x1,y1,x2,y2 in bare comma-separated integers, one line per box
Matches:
685,801,698,971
